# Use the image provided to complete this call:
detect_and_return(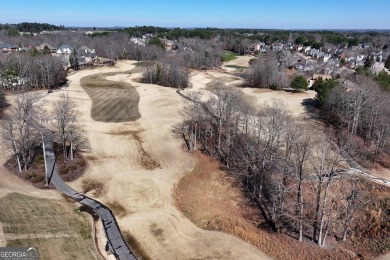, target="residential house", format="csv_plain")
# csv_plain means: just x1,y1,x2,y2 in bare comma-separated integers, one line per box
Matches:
142,33,153,39
18,46,31,52
40,30,63,35
310,48,325,58
78,46,96,57
323,54,331,62
327,58,340,67
372,51,383,62
163,39,176,50
355,59,365,67
57,45,73,54
0,43,18,53
78,46,96,65
271,41,283,51
282,42,294,50
295,44,304,52
303,46,312,55
255,42,267,52
303,60,316,72
371,62,385,74
37,43,56,53
362,43,372,49
130,37,146,46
